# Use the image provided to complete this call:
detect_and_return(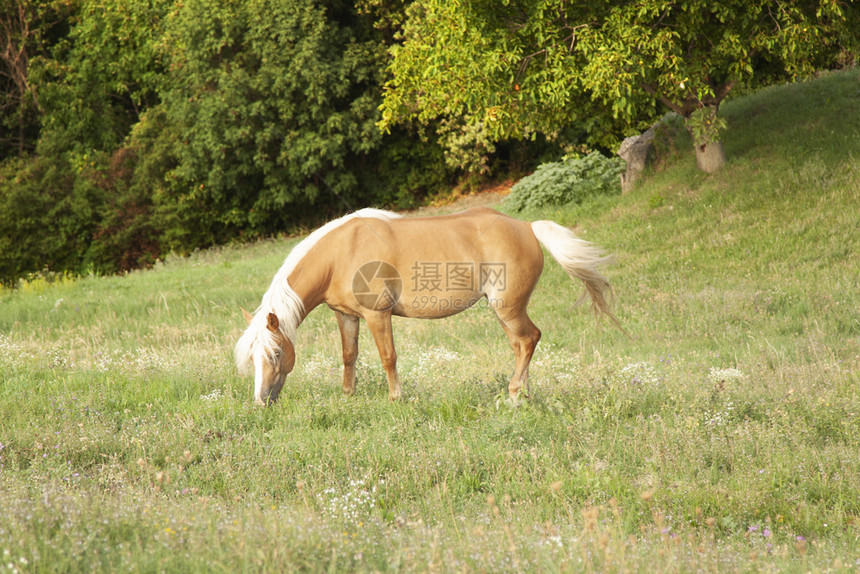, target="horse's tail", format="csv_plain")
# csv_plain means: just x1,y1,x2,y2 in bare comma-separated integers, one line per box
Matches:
530,220,623,331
